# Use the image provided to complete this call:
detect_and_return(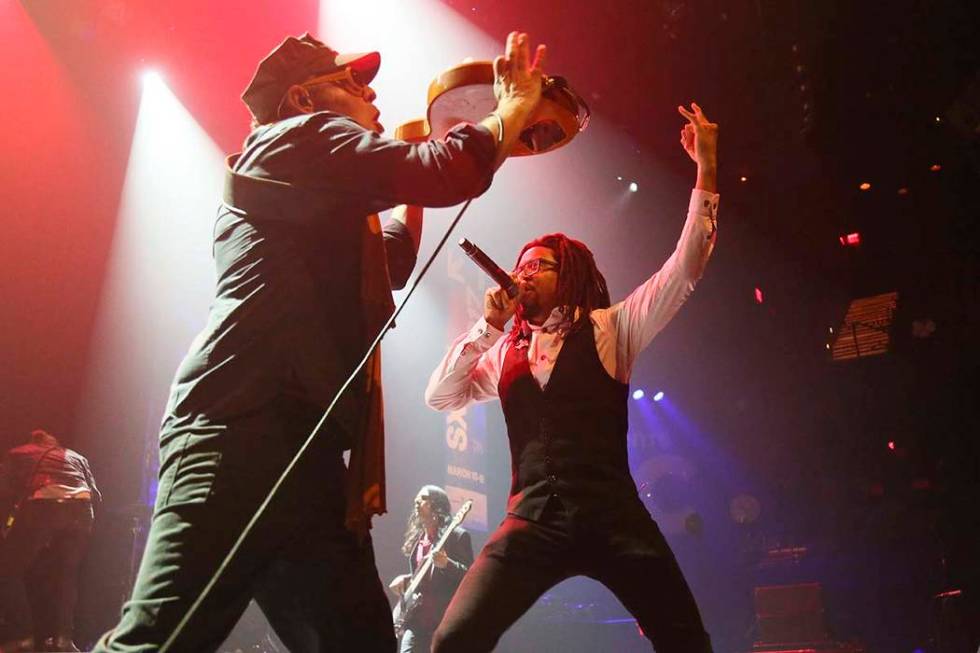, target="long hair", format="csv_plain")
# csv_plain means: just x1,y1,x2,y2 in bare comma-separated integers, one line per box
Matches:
509,233,611,342
401,485,454,556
